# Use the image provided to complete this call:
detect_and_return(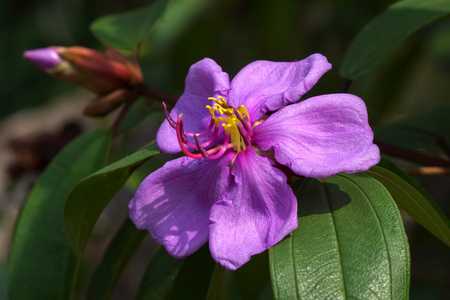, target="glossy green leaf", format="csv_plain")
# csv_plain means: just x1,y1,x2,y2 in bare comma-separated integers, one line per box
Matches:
90,0,169,49
366,164,450,246
269,173,410,299
65,141,160,256
87,218,147,300
135,246,184,300
9,129,111,300
340,0,450,79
